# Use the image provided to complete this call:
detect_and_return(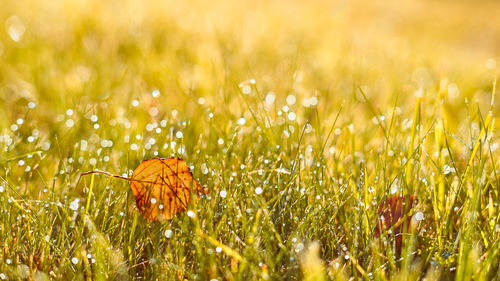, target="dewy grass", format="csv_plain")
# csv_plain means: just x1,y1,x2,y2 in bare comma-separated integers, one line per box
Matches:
0,0,500,280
